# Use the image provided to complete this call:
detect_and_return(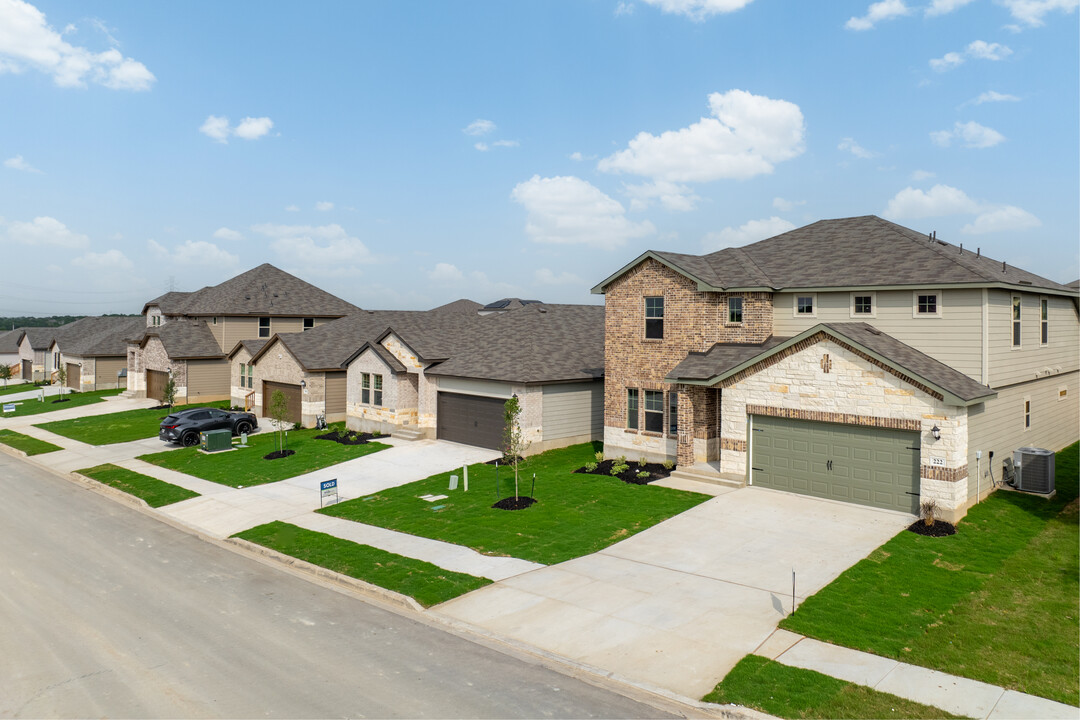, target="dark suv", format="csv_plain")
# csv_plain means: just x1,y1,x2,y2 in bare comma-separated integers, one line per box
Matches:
159,407,259,447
